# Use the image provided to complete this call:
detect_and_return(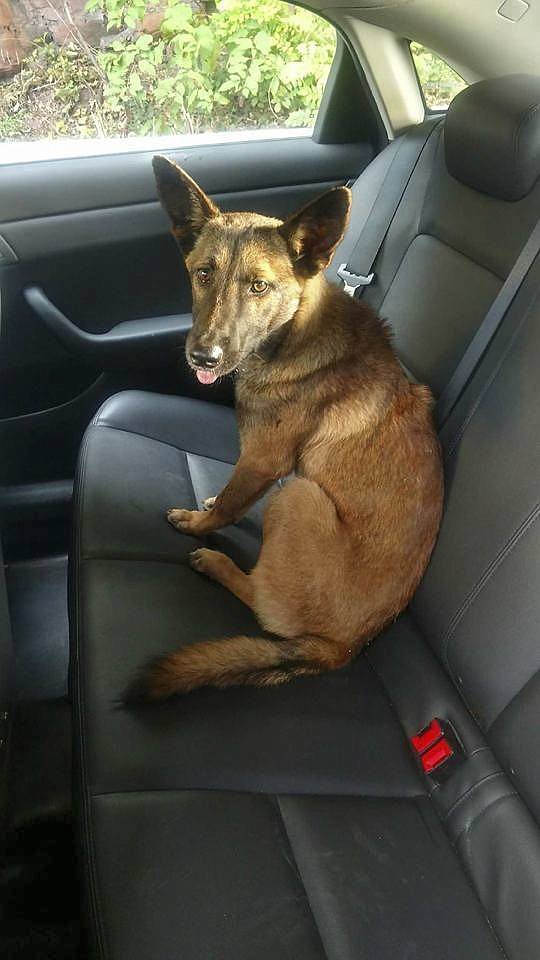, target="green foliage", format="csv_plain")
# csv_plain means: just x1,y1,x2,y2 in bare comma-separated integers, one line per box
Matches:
0,41,104,140
410,42,466,109
85,0,336,136
0,1,335,140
